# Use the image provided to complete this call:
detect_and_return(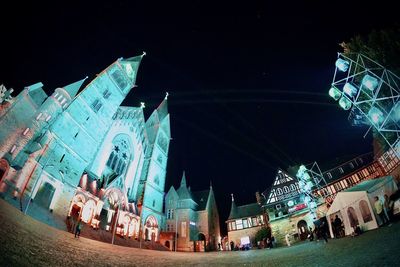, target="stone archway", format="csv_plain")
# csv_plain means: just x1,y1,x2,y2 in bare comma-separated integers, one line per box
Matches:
297,220,309,240
196,233,206,252
144,215,158,242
